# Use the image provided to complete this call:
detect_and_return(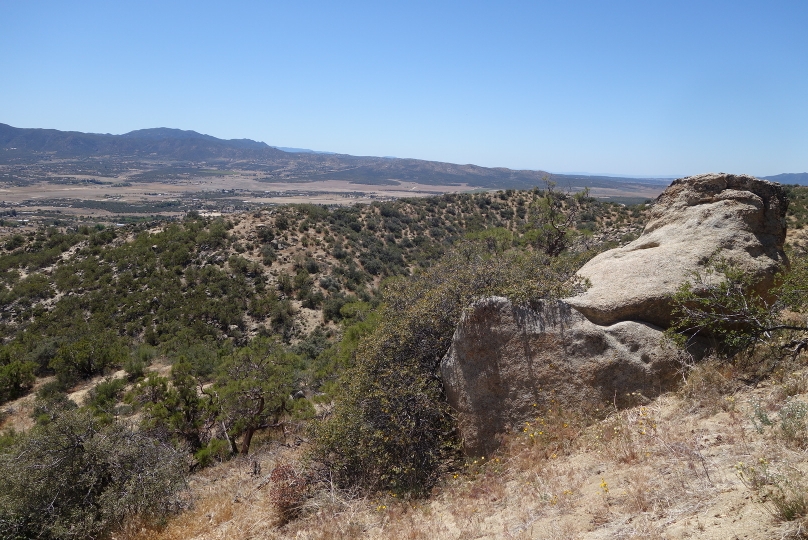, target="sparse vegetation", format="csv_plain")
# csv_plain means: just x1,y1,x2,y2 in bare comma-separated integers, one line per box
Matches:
314,239,590,493
14,184,775,538
668,251,808,368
